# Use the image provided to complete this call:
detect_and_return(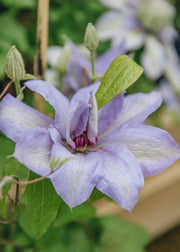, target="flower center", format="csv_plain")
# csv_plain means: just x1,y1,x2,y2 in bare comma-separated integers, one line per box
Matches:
73,131,94,150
